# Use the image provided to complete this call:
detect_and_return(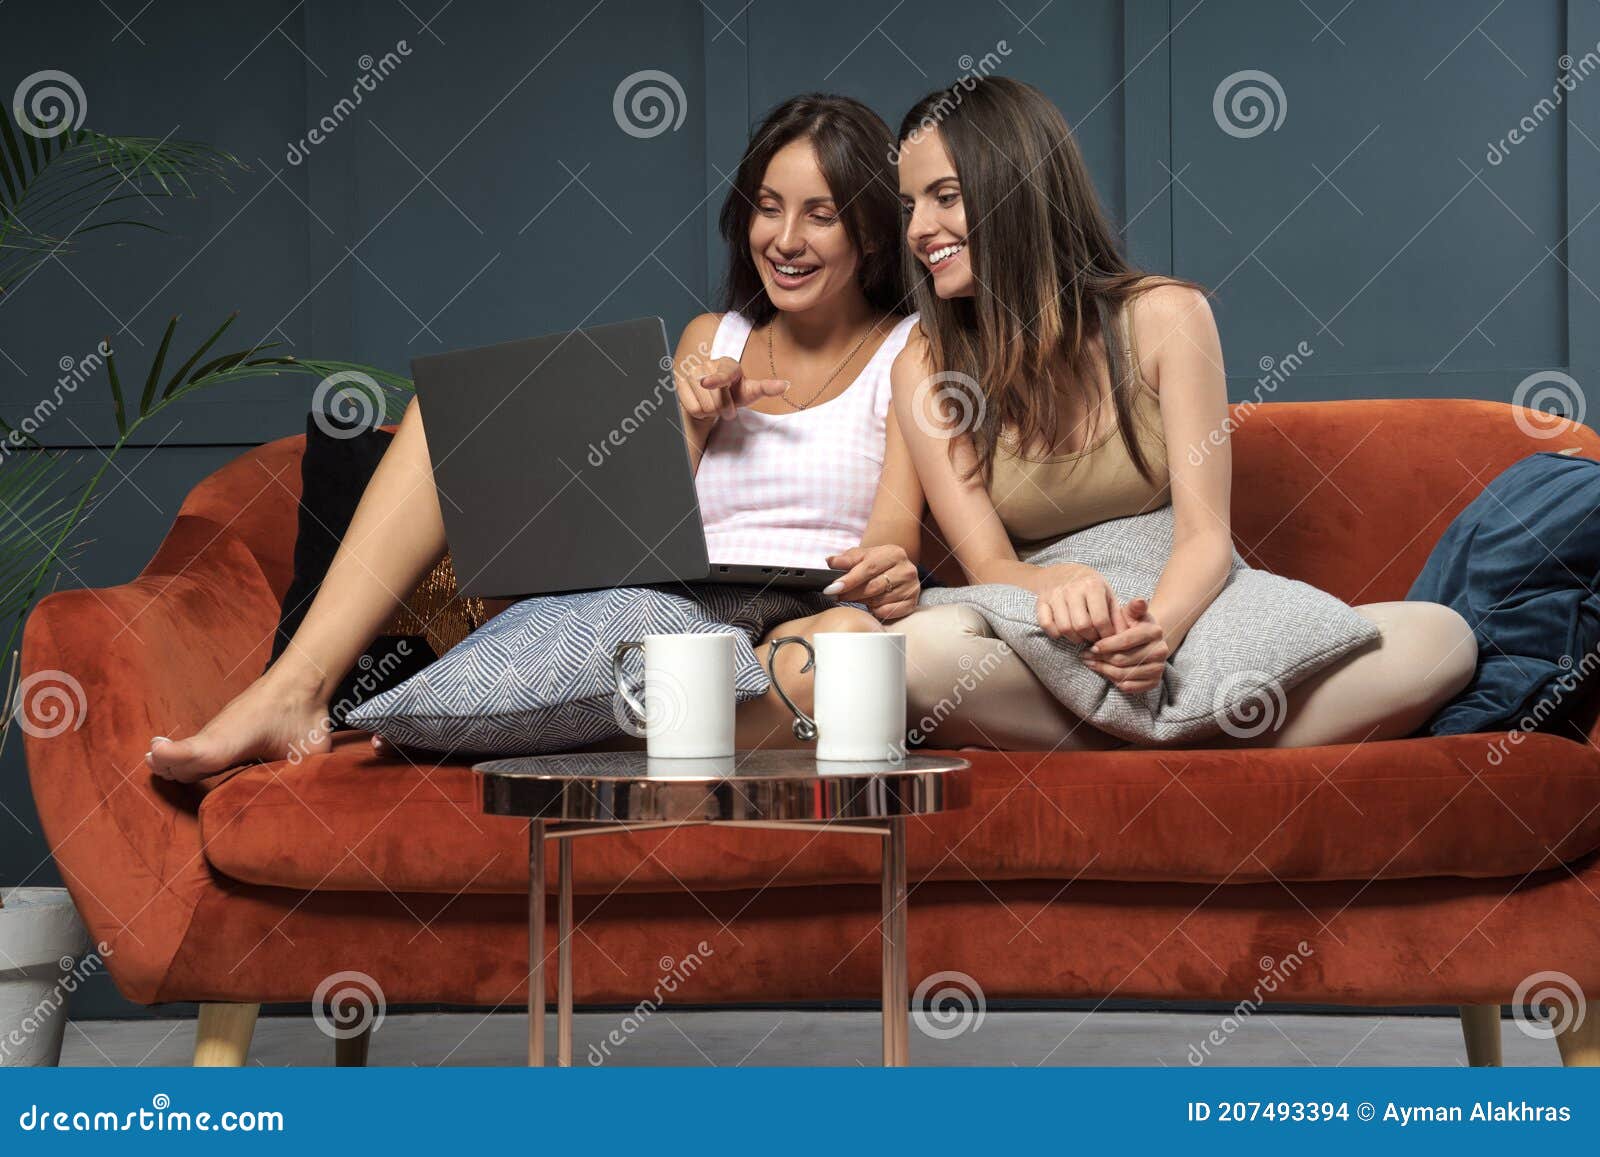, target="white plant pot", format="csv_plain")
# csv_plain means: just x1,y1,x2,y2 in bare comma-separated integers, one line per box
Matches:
0,888,92,1067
